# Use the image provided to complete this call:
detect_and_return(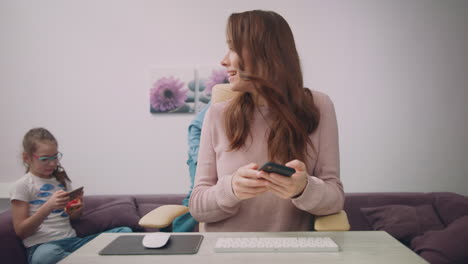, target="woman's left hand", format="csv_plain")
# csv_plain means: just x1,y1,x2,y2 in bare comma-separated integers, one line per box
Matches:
258,159,308,199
